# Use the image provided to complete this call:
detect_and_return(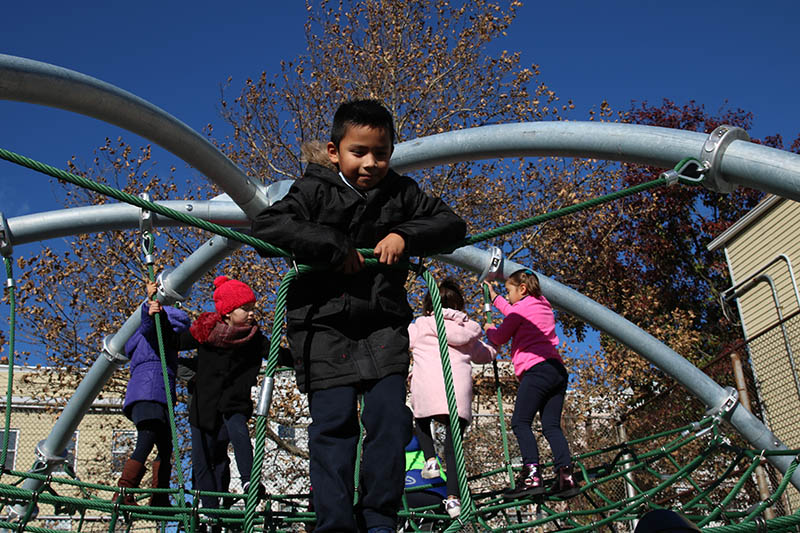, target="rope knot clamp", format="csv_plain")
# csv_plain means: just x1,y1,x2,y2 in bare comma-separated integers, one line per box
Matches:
699,125,750,194
0,212,12,257
704,386,739,422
